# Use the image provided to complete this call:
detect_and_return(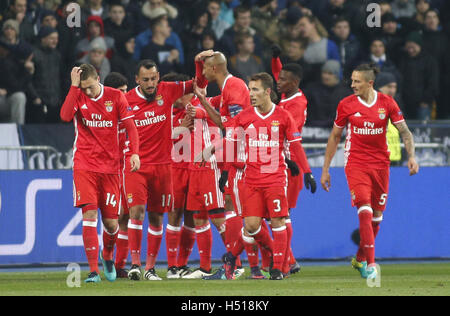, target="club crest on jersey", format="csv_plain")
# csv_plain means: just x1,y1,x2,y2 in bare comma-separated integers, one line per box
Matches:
378,108,386,120
105,101,114,112
271,120,280,132
127,193,133,204
155,95,164,106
